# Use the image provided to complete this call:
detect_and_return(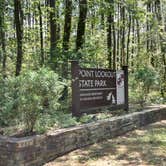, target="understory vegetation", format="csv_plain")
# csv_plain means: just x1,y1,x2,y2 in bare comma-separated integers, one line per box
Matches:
1,65,165,136
0,0,166,136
